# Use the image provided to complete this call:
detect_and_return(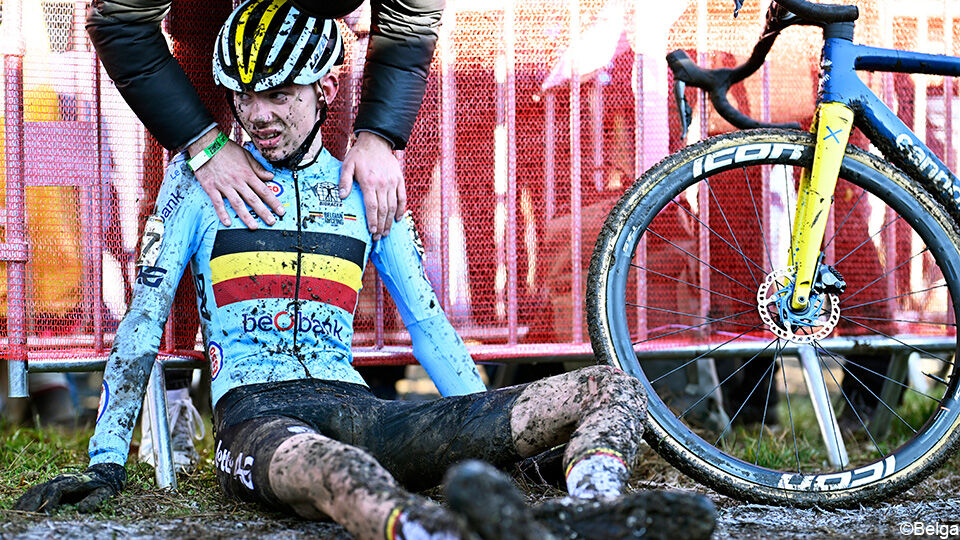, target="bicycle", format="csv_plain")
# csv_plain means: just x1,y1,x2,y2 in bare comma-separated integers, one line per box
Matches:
587,0,960,507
